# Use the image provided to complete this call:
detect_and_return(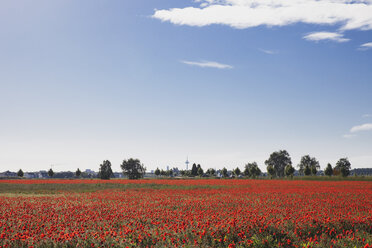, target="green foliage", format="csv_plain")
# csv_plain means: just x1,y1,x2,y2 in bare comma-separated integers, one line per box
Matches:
233,167,241,177
221,167,228,177
75,168,82,178
243,164,251,177
336,158,351,177
121,158,145,180
17,169,24,178
206,168,216,176
285,164,295,177
99,160,113,180
250,163,261,178
265,150,292,177
245,162,261,178
304,165,311,176
298,155,320,176
181,170,191,177
266,164,275,178
48,169,54,178
311,166,317,175
197,167,204,177
155,168,160,176
191,163,198,176
324,163,333,176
